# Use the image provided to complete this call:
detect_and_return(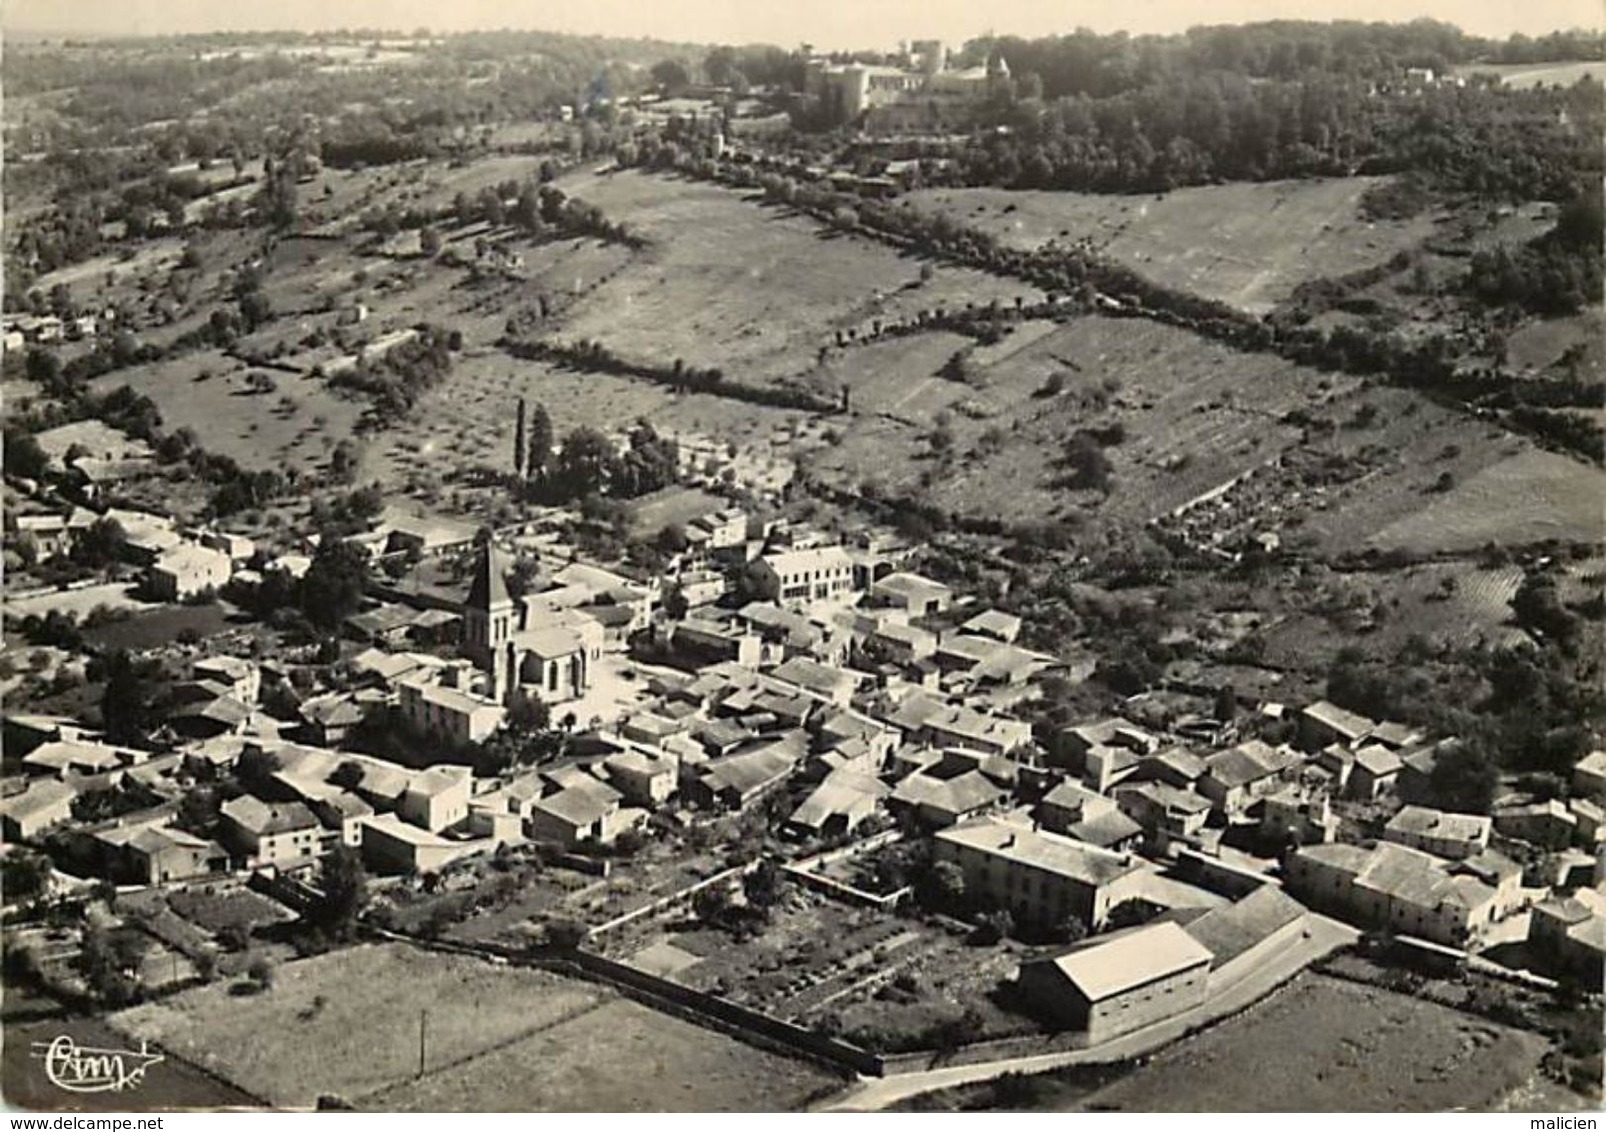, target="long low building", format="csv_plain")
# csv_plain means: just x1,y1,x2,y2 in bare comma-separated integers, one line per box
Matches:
933,815,1149,930
1016,920,1213,1042
1284,840,1519,947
